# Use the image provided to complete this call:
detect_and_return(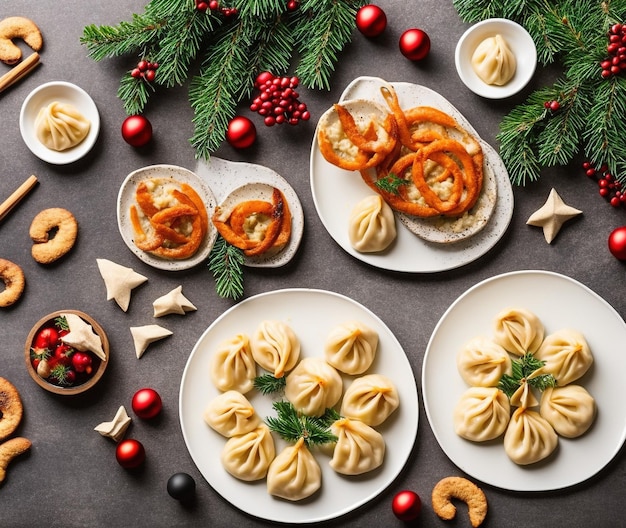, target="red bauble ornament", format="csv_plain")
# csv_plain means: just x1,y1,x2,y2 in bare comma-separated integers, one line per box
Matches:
132,388,163,419
399,28,431,61
608,226,626,260
356,5,387,38
391,490,422,521
226,116,257,148
121,115,153,147
116,439,146,469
